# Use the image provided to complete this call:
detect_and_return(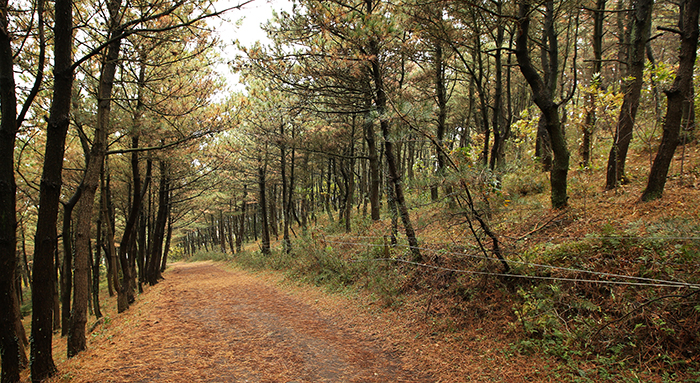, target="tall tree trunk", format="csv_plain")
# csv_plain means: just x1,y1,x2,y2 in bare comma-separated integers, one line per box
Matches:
252,204,258,241
490,0,507,169
516,0,570,209
12,276,29,368
615,0,632,84
31,0,73,378
60,187,82,336
474,32,490,167
236,186,247,253
147,161,170,284
535,117,553,171
433,33,448,199
160,209,173,272
258,158,271,255
605,0,653,189
52,249,60,332
269,184,278,239
324,159,334,222
101,162,123,311
364,89,380,221
68,0,122,354
92,199,103,319
281,124,291,253
288,140,299,228
642,0,699,200
1,4,46,373
345,117,356,233
646,43,662,124
406,133,415,181
367,29,421,261
219,211,226,253
582,0,605,168
0,0,23,378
